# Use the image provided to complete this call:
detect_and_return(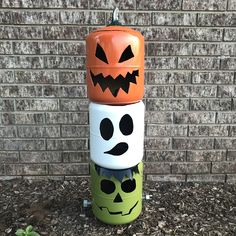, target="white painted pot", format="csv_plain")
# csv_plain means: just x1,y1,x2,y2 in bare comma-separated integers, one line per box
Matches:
89,101,144,169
